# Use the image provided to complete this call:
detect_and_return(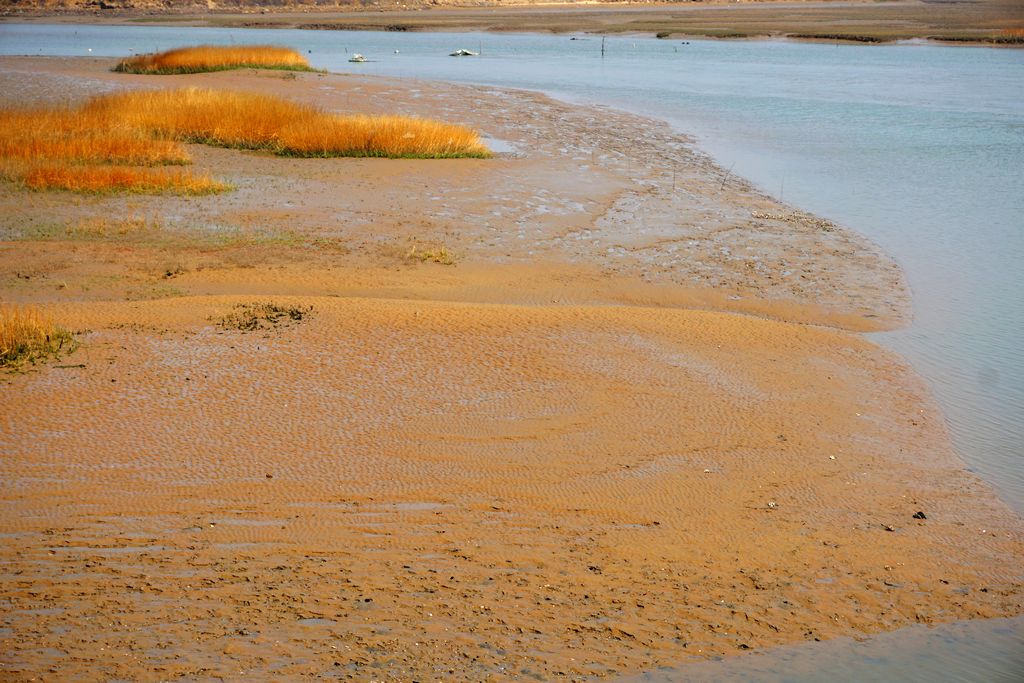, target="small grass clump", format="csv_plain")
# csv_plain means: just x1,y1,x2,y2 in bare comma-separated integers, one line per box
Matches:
405,242,457,265
114,45,316,75
0,305,76,368
379,239,459,266
214,302,312,332
67,215,163,239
